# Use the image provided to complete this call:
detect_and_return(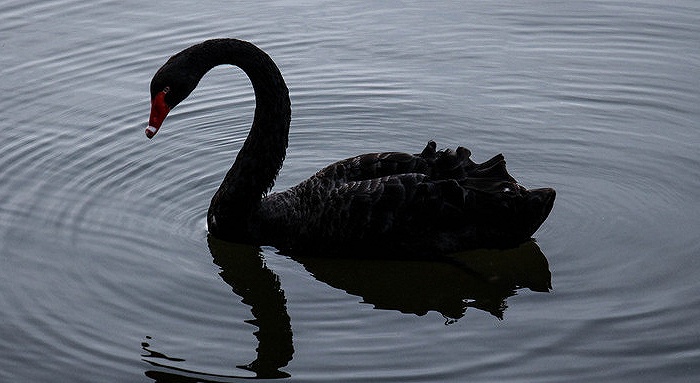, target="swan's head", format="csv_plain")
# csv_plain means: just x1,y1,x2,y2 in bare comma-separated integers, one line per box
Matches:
146,53,201,139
